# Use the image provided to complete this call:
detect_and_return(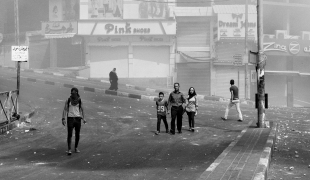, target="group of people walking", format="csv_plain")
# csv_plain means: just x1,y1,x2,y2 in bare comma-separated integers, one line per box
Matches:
155,83,198,135
155,80,243,135
61,79,243,155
